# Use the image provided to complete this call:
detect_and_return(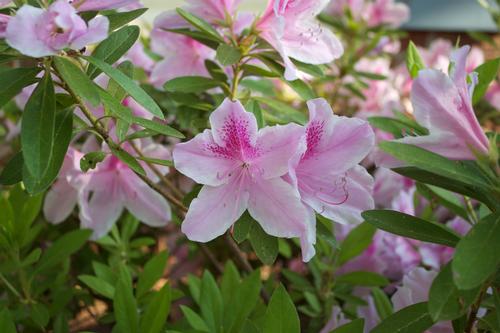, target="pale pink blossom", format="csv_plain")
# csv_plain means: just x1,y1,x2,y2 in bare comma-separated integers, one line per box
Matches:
149,17,215,87
392,268,453,333
173,98,315,261
0,0,11,8
70,0,141,12
6,0,109,57
378,46,489,165
123,42,155,73
486,81,500,110
44,140,172,240
373,167,414,207
326,0,365,18
256,0,343,80
287,99,375,226
363,0,410,28
0,13,9,38
319,306,350,333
